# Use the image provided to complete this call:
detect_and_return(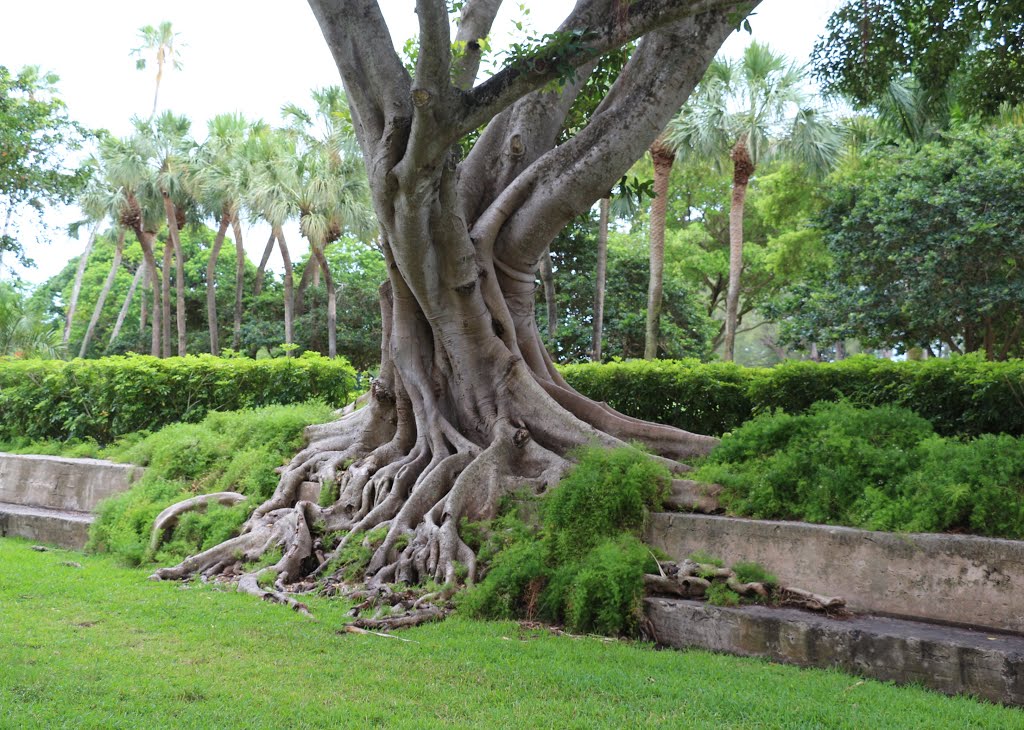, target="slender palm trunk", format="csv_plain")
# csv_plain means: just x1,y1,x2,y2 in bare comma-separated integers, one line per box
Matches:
592,197,609,362
131,224,162,357
296,256,318,318
724,138,753,362
206,210,231,355
162,194,187,356
645,138,674,360
276,226,295,353
311,241,336,358
161,236,172,357
110,264,144,346
80,228,125,357
232,215,245,350
254,233,275,296
63,222,99,345
538,247,557,342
